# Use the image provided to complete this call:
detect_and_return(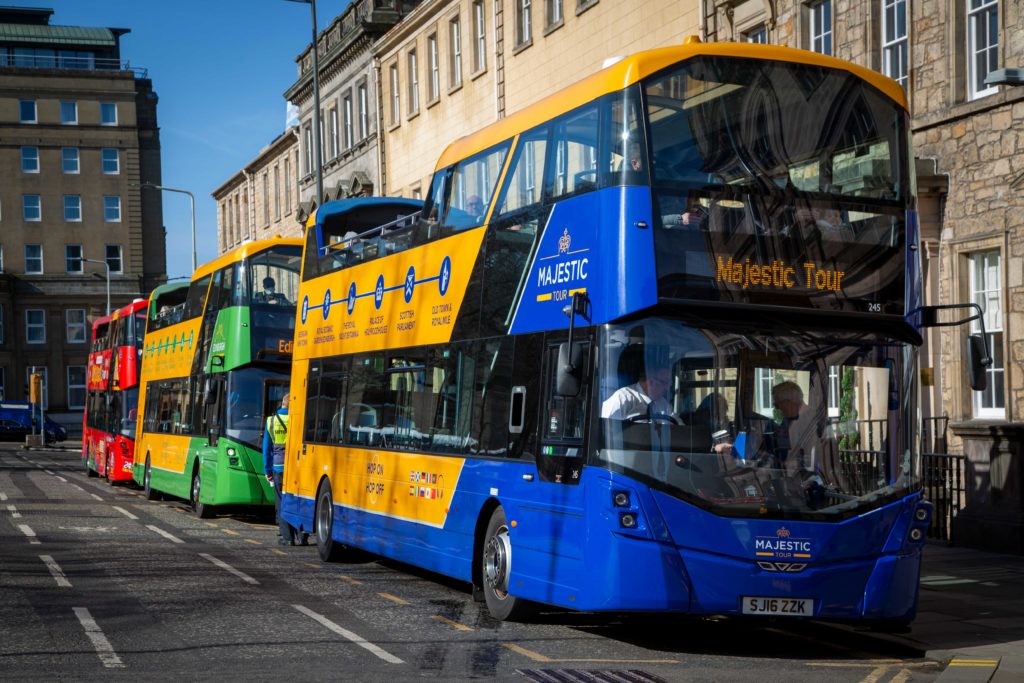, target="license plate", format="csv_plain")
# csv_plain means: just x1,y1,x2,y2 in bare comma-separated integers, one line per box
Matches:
741,597,813,616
